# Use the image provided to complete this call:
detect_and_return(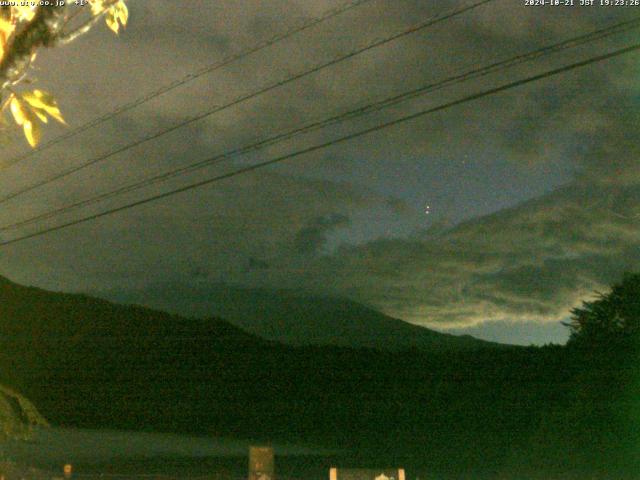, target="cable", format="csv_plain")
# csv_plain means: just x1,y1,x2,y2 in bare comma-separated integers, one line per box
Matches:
0,0,375,170
0,0,495,206
1,42,637,247
2,16,639,232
